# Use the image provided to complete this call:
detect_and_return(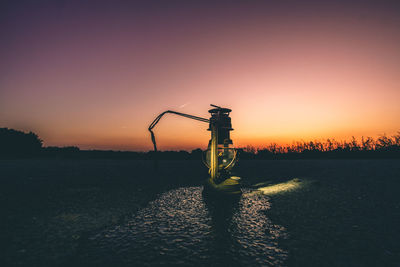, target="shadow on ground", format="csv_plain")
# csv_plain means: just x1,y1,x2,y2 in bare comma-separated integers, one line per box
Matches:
1,159,399,266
